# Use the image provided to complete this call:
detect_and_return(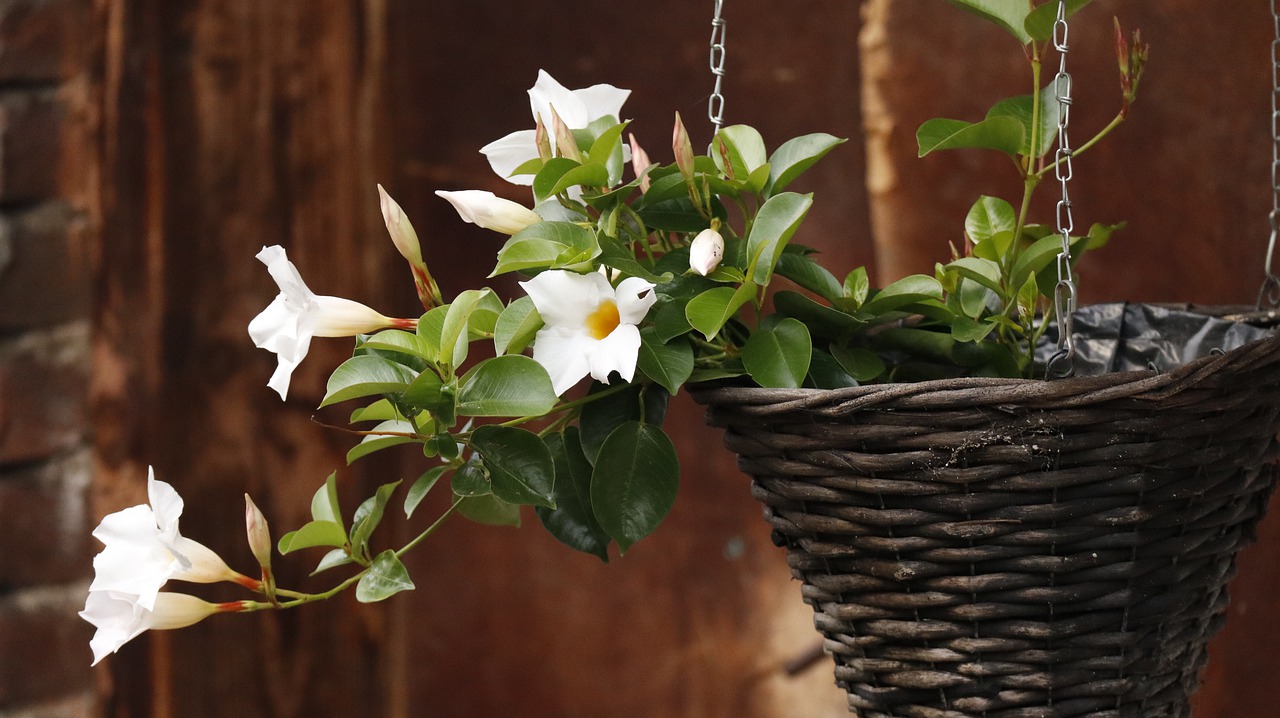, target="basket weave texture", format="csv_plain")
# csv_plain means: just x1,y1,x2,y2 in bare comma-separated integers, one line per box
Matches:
692,331,1280,718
